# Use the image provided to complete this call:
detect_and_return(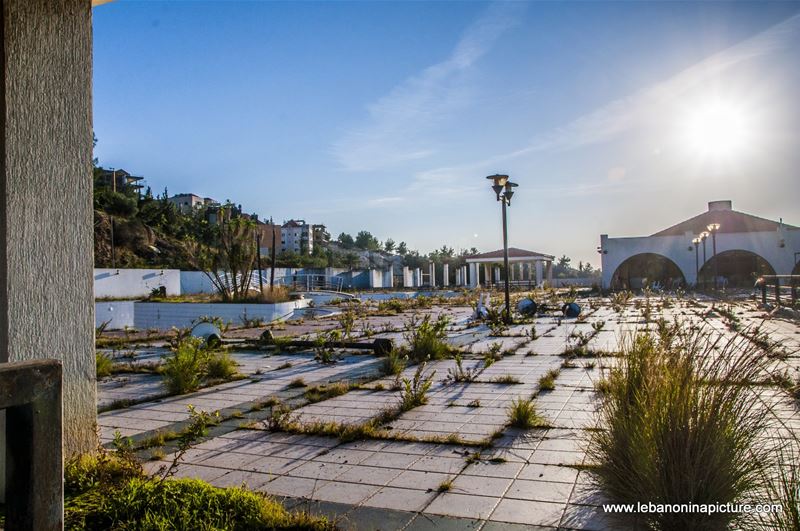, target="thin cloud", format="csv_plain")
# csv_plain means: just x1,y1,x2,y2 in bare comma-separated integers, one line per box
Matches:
406,11,800,196
513,12,800,155
332,2,524,172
